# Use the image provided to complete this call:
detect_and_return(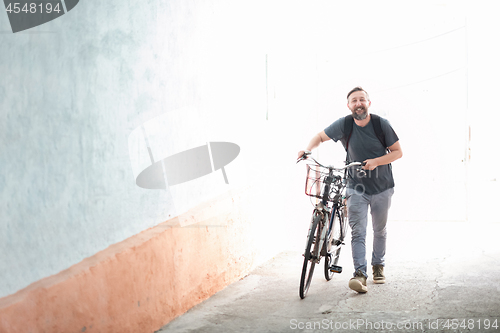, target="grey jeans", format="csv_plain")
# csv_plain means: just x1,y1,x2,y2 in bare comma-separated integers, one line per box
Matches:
346,187,394,278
